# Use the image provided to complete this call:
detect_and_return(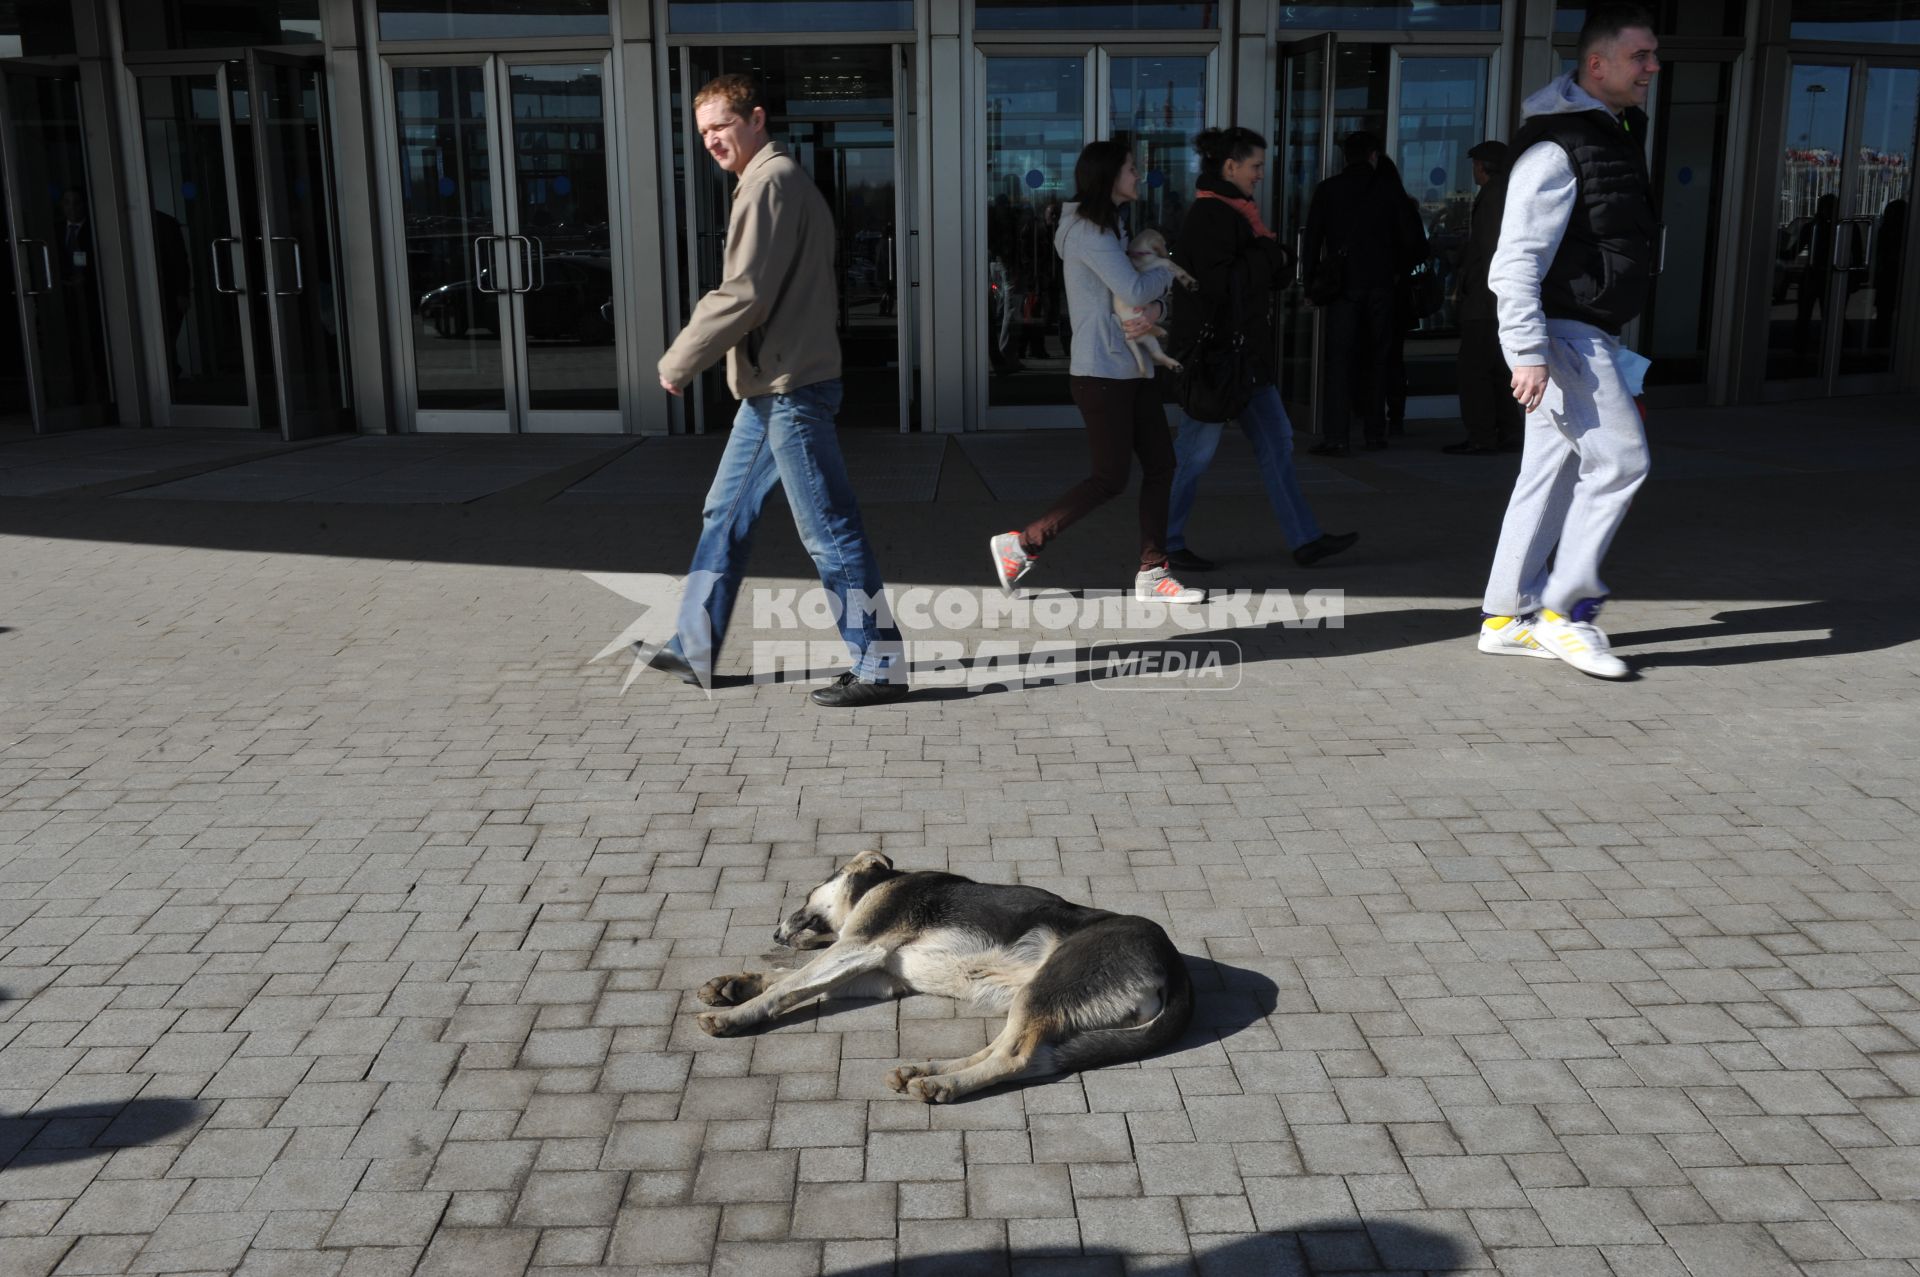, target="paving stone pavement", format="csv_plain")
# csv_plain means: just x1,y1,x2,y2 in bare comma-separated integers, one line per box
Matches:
1,404,1918,1277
